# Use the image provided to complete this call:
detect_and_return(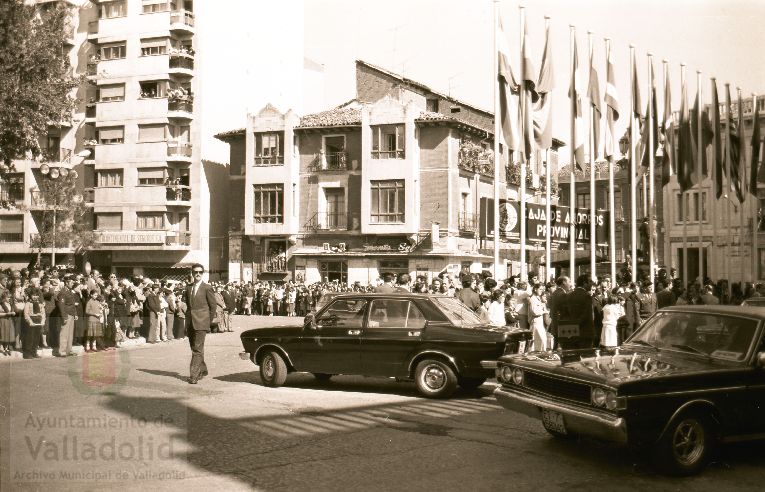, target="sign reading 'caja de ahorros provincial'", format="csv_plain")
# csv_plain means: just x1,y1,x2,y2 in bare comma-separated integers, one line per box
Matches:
502,201,609,246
